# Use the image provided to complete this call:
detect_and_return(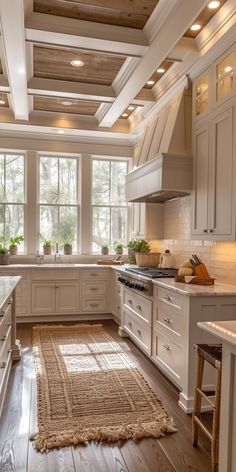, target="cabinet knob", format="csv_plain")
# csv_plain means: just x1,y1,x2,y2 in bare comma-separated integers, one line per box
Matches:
209,229,214,233
137,329,141,336
0,335,6,342
163,295,172,303
128,299,132,305
163,316,172,324
0,362,6,369
136,305,142,311
128,321,132,328
203,229,208,233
